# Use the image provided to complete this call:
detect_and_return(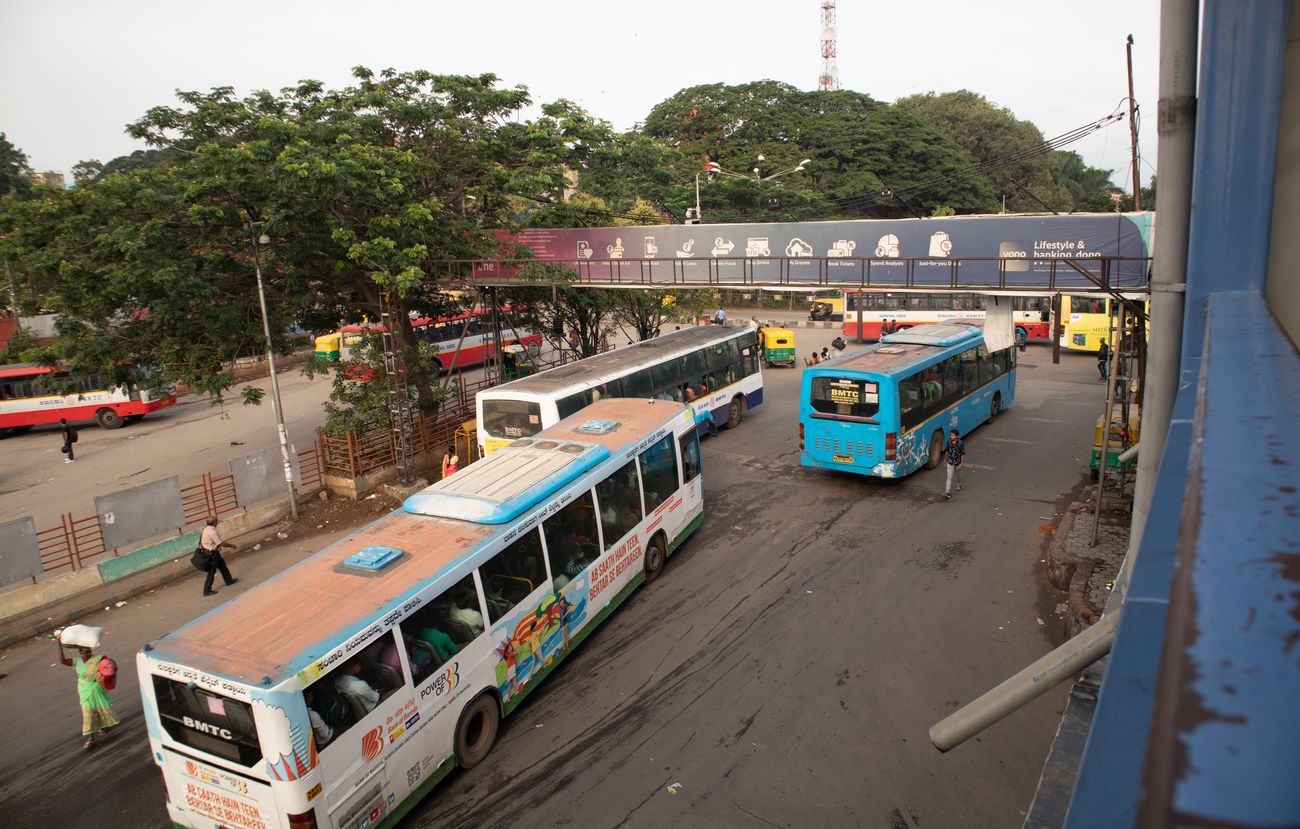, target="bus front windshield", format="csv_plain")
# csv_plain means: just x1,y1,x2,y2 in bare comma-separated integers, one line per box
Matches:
482,398,543,440
809,376,880,420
